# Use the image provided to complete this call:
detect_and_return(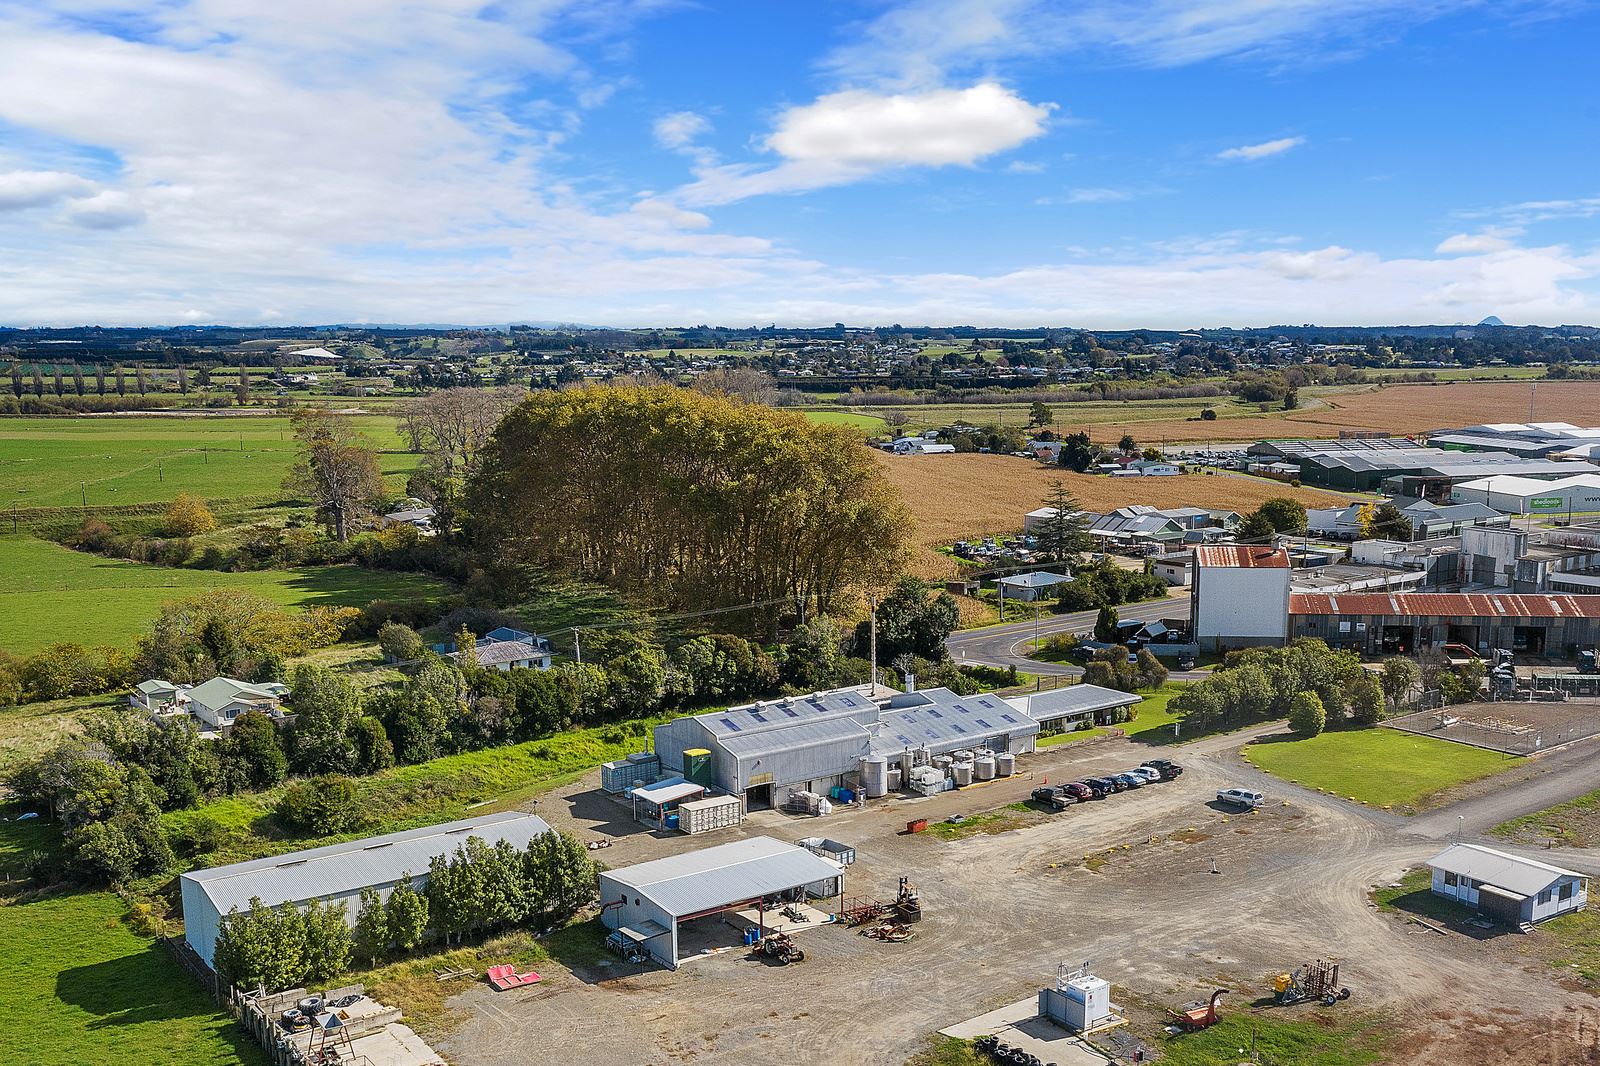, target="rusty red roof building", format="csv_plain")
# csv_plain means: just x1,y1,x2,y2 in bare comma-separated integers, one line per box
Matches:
1193,544,1290,569
1290,592,1600,618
